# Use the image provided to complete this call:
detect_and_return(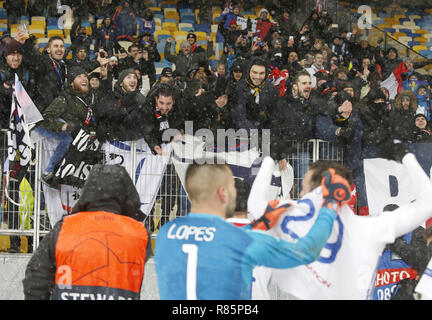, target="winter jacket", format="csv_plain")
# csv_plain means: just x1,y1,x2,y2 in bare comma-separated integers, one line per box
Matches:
41,87,103,135
117,56,156,87
218,15,249,47
387,90,418,143
112,6,137,41
164,42,213,77
95,21,118,54
65,47,100,73
70,20,97,53
231,59,279,132
22,37,68,112
315,107,363,176
373,226,432,300
4,0,25,17
141,85,186,152
271,87,330,160
0,60,36,129
22,164,152,300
